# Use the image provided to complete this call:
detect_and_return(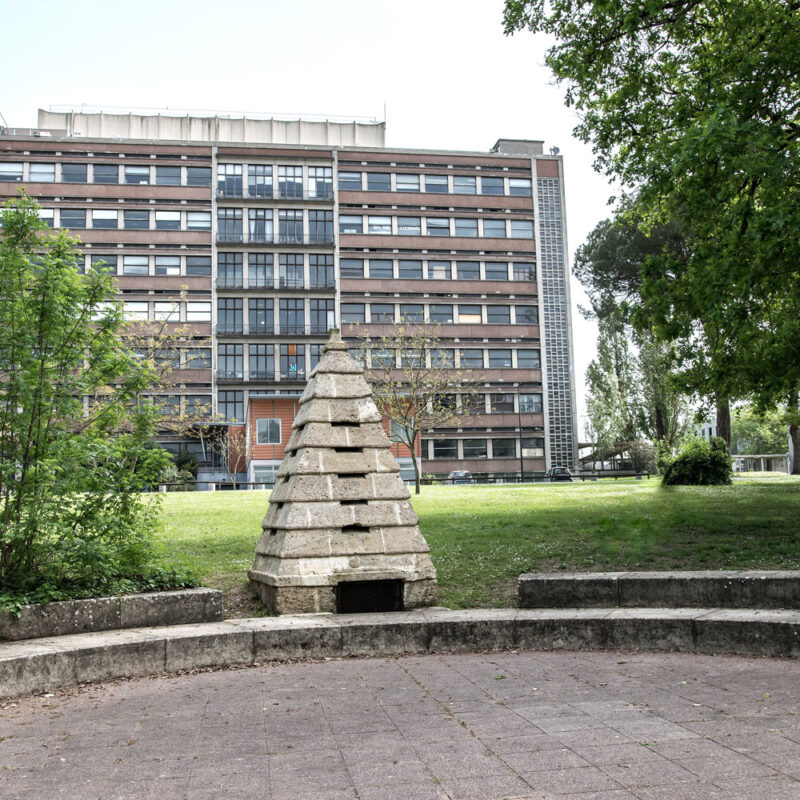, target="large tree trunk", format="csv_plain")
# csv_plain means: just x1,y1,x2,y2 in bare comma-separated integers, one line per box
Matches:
654,405,667,443
715,394,731,448
789,391,800,475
